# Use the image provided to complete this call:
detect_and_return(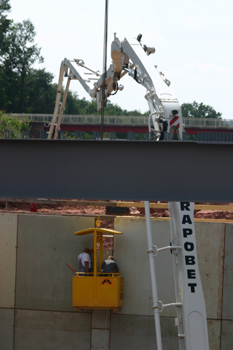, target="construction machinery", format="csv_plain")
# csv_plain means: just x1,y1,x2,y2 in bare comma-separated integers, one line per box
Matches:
50,33,209,350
